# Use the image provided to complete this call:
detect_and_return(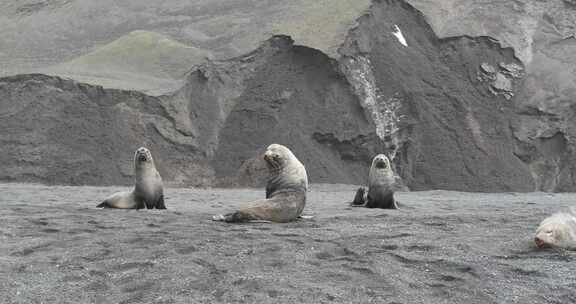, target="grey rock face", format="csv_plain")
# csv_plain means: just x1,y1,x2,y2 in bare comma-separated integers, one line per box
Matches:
478,62,521,100
0,39,383,187
337,1,533,192
0,74,212,186
203,37,382,186
405,0,576,191
1,0,576,192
